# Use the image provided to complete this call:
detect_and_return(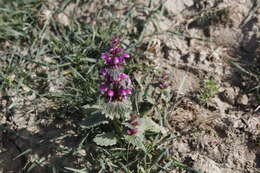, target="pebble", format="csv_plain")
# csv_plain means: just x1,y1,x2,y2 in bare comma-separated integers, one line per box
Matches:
165,0,193,14
220,87,237,105
237,94,249,105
